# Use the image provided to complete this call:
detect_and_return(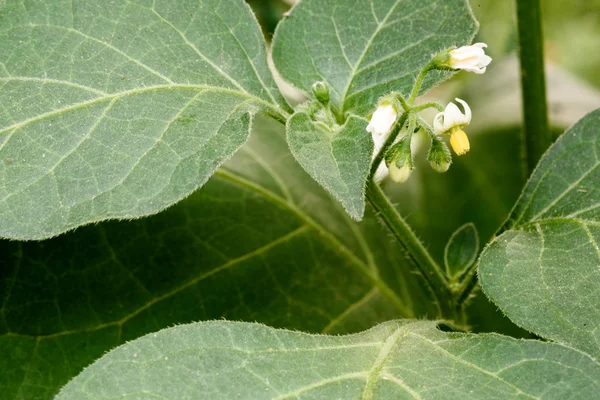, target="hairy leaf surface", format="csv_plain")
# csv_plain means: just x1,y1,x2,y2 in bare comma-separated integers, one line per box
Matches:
479,109,600,358
0,117,433,399
286,113,372,220
0,0,288,240
272,0,478,116
57,320,600,399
